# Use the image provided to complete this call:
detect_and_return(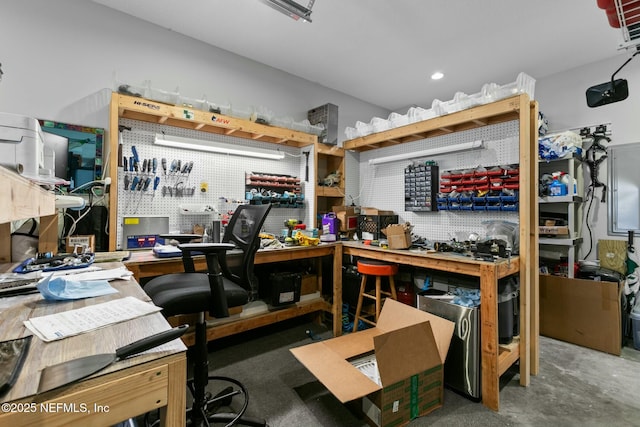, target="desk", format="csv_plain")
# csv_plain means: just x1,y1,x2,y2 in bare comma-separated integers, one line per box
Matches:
124,243,343,345
341,242,525,412
0,263,188,427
